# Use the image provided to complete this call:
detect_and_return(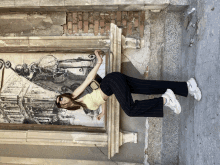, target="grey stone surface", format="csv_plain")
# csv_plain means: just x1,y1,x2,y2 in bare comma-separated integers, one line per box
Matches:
146,9,166,165
179,0,220,165
0,12,65,36
161,10,183,165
